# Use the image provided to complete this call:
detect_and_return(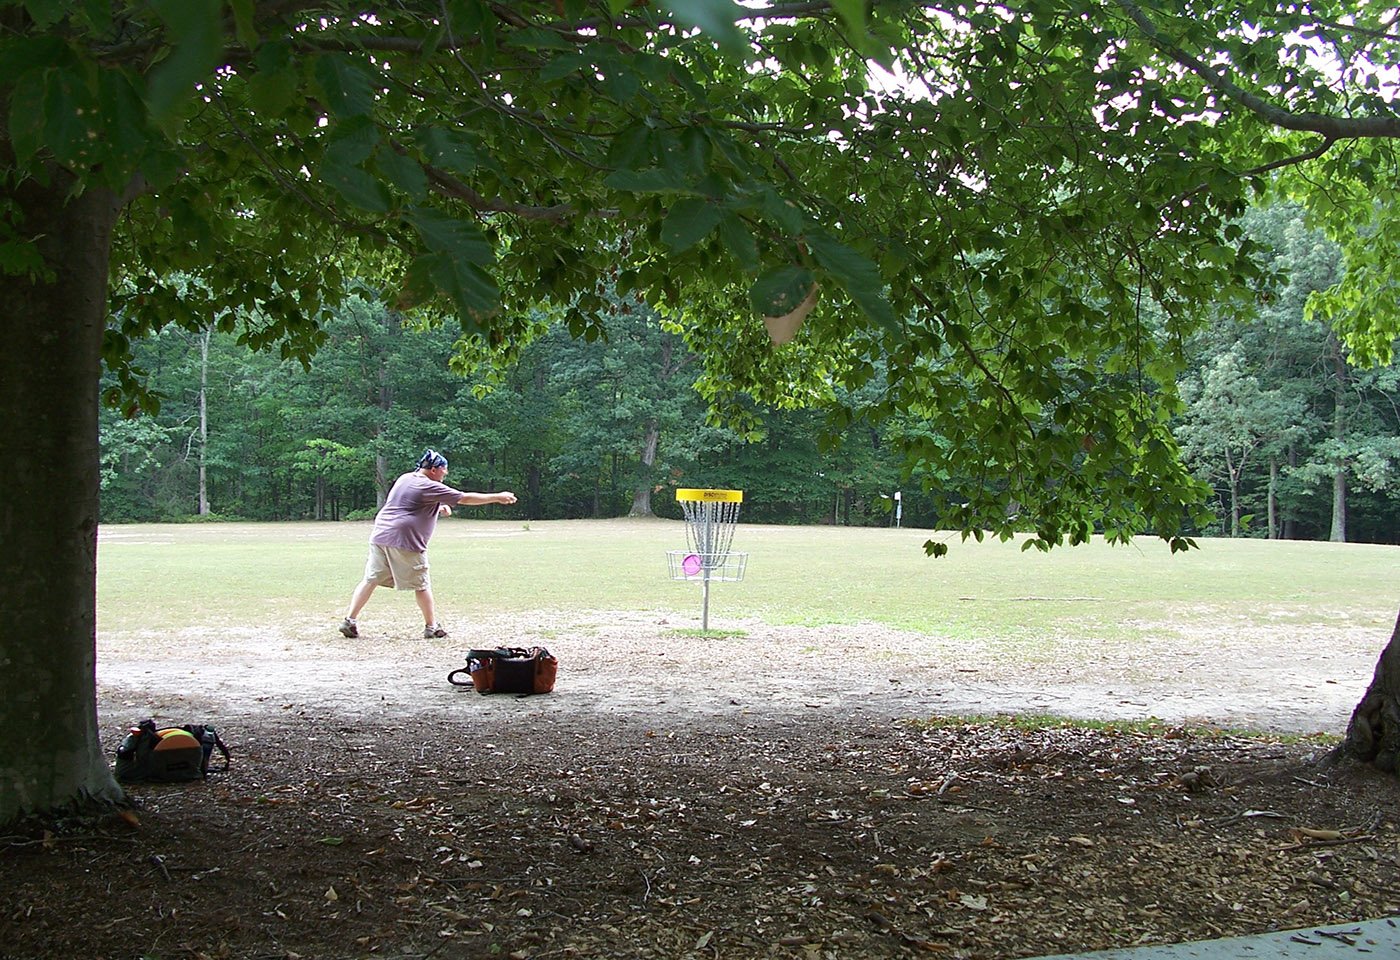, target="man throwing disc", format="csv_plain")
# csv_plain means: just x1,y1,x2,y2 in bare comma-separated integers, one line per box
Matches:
340,449,517,639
